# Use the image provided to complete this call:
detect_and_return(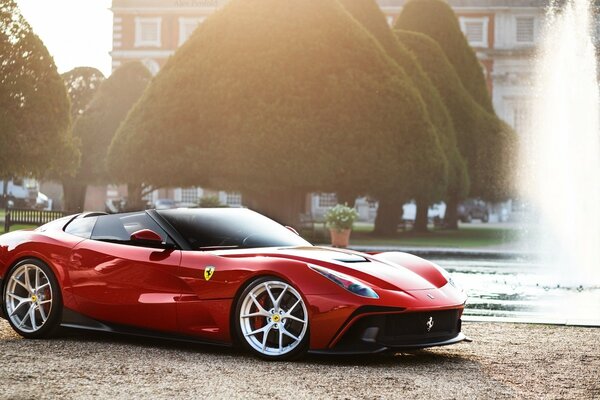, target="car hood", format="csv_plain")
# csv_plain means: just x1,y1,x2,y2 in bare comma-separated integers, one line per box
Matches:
212,246,441,290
